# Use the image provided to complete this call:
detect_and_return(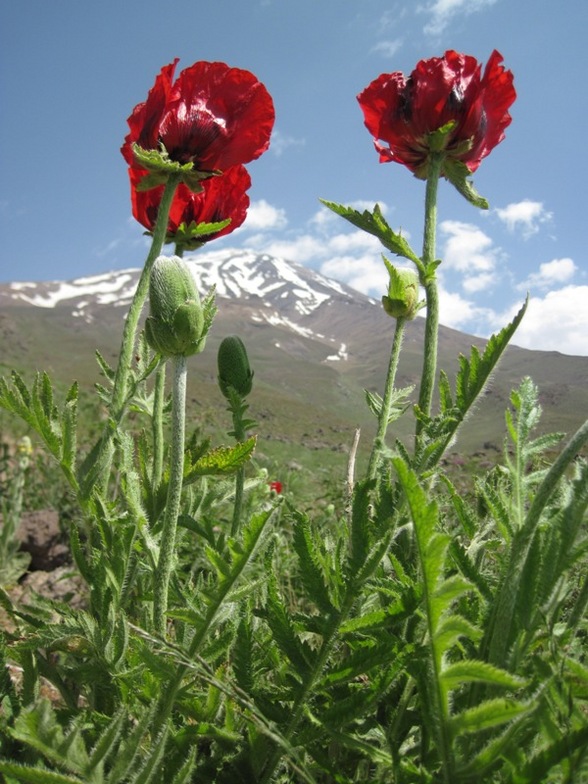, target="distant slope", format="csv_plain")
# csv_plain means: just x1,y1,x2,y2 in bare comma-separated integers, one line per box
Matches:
2,248,587,467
